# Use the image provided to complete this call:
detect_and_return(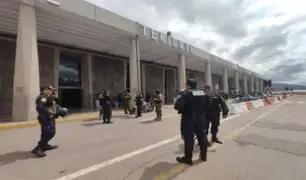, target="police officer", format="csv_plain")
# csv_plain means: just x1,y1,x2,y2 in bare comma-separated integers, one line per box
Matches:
153,89,163,121
98,90,106,119
135,92,143,118
175,79,209,165
122,89,132,114
100,91,112,123
204,85,229,145
32,86,58,158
